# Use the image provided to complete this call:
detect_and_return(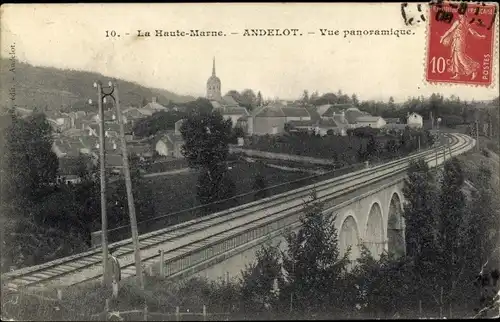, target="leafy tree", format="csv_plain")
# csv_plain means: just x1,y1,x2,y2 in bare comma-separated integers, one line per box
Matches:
385,139,399,156
107,156,156,227
253,174,269,201
4,113,58,200
241,89,257,108
180,110,232,170
310,91,319,103
351,94,359,106
366,135,382,161
256,91,263,107
196,164,236,207
402,159,441,300
351,246,417,318
279,190,351,316
437,158,471,305
240,242,284,316
301,90,309,106
180,110,235,208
